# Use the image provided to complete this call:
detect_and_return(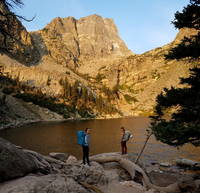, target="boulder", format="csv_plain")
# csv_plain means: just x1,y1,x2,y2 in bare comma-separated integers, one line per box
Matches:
0,92,6,105
0,174,89,193
49,152,69,162
0,137,38,182
148,171,179,187
63,161,108,185
176,158,200,169
159,162,171,167
66,155,78,164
